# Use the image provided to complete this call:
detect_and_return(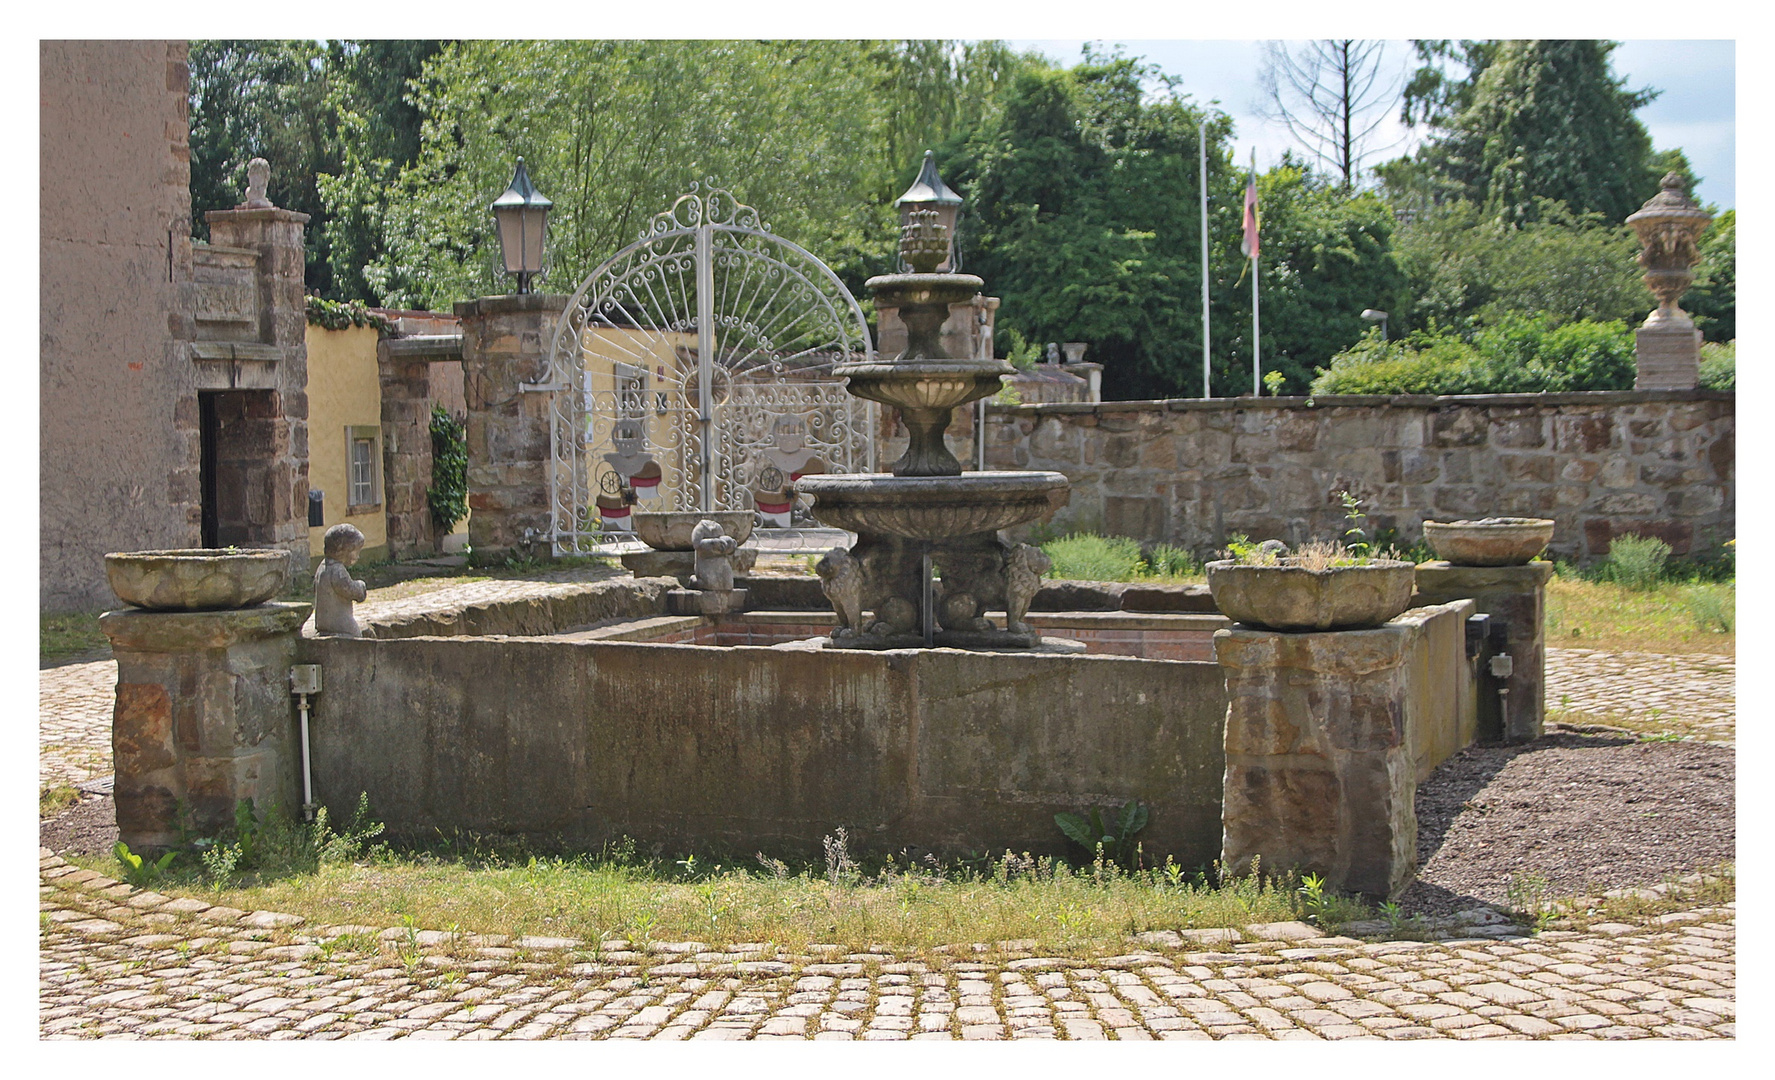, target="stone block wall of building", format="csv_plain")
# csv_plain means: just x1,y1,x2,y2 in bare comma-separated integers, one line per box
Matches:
984,390,1734,564
40,41,197,611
